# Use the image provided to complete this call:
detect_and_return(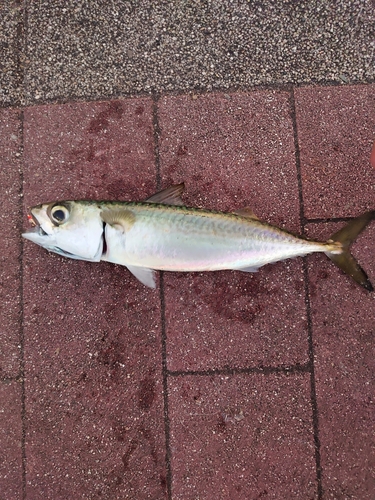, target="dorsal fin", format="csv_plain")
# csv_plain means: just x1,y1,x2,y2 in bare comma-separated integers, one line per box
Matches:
233,207,259,220
145,183,185,206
